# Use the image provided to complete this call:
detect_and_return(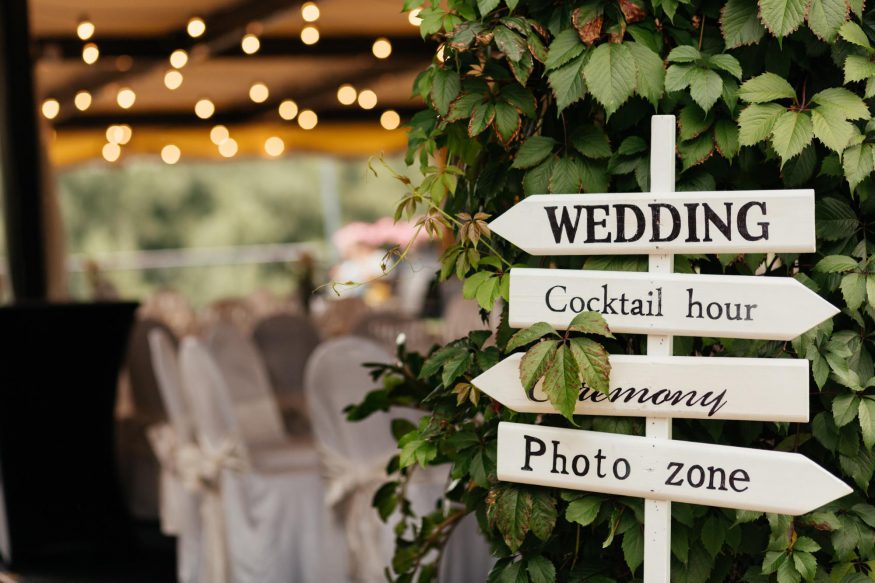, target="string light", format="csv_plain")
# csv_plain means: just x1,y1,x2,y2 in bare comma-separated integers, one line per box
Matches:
210,125,230,145
297,109,318,130
41,99,60,120
102,142,121,162
82,43,99,65
278,100,298,120
301,2,320,22
408,8,423,26
241,34,260,54
169,49,189,69
372,38,392,59
164,70,184,90
264,136,285,157
194,98,215,119
117,87,136,109
249,82,269,103
336,84,357,105
380,110,401,130
161,145,181,164
301,26,320,45
357,89,377,110
115,55,133,72
74,90,92,111
187,17,206,38
117,124,133,144
218,138,238,157
77,18,95,40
